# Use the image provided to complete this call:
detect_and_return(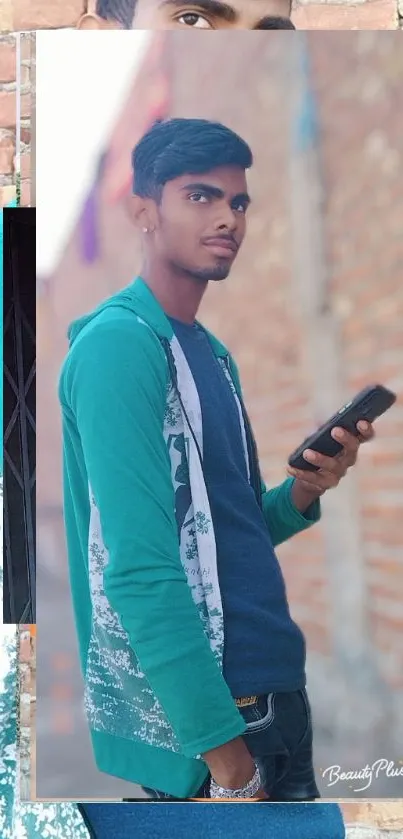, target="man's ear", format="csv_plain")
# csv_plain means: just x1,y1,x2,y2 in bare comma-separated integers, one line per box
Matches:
125,194,156,233
76,12,103,29
76,13,121,29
